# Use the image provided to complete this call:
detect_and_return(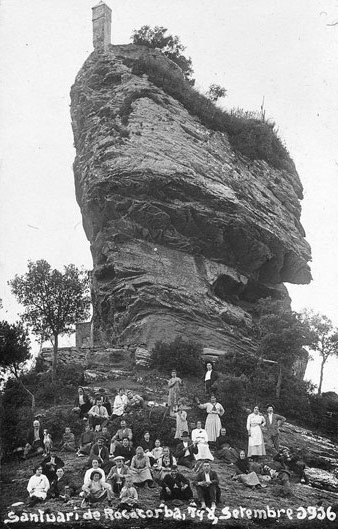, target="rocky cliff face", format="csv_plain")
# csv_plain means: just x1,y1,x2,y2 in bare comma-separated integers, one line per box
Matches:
70,44,311,353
